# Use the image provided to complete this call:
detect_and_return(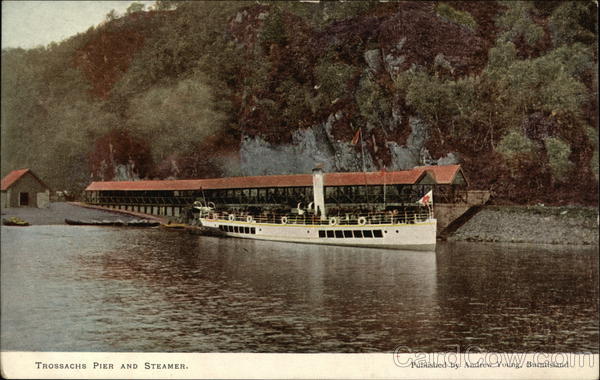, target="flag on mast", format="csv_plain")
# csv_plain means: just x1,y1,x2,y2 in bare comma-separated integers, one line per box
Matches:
351,128,361,145
417,190,433,206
